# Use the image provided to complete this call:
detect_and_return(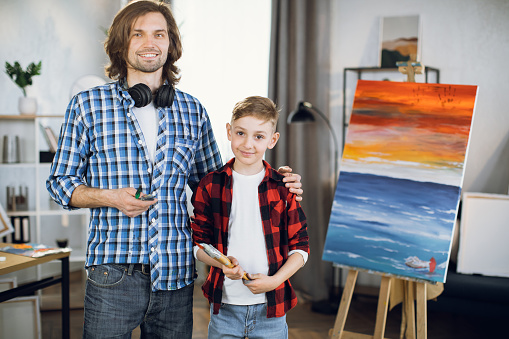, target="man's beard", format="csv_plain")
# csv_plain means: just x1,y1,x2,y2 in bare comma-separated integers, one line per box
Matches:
128,54,167,73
